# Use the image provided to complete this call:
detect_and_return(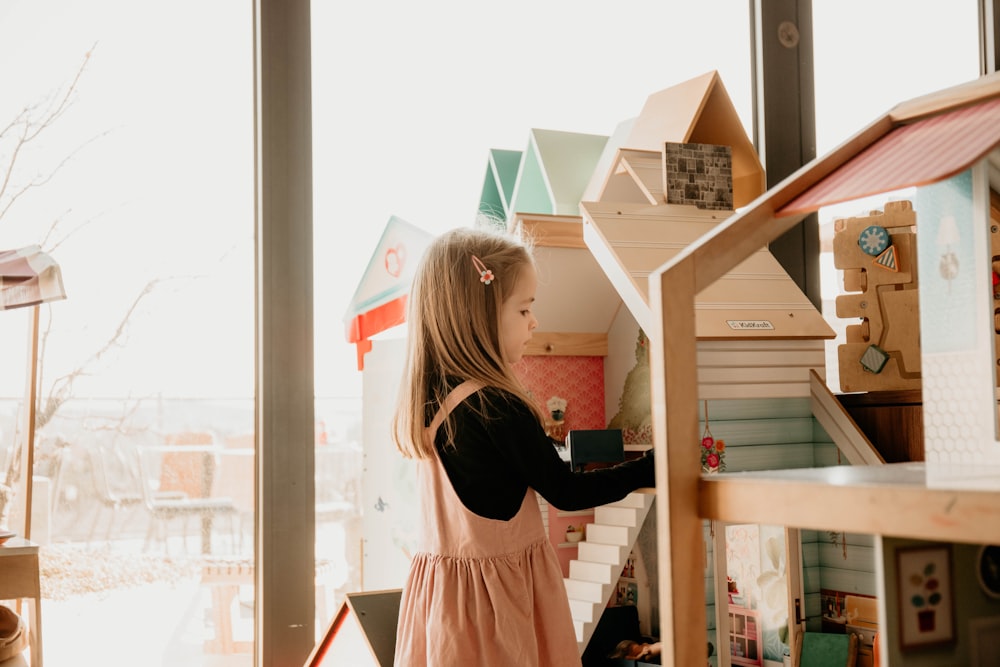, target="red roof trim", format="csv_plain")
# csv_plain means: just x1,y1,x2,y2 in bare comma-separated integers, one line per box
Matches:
345,295,408,344
346,295,408,370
